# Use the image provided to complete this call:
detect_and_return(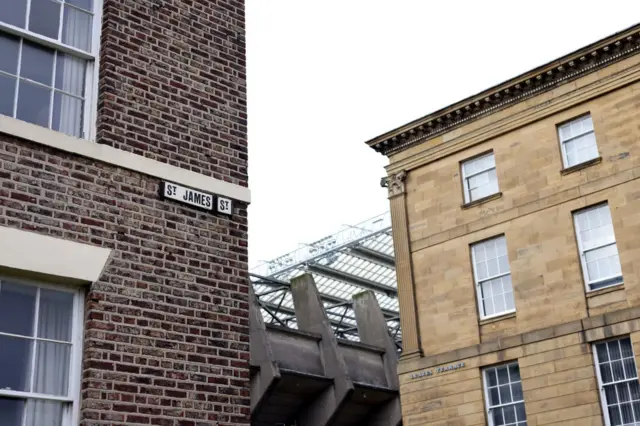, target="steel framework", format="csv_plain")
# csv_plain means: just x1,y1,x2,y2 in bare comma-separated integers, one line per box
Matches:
250,212,401,347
